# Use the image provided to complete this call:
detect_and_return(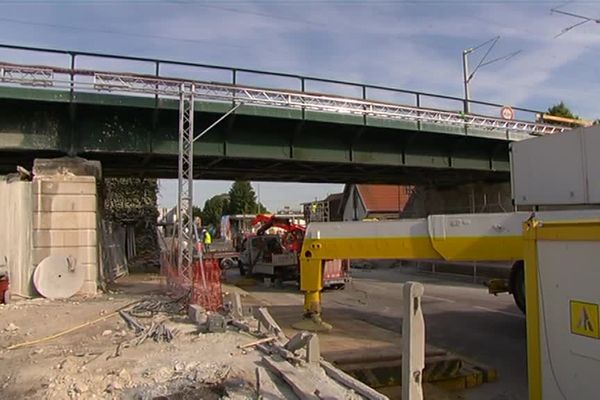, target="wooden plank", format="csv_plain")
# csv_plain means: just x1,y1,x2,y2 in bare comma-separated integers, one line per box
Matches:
255,366,289,400
262,356,319,400
320,360,389,400
239,336,277,349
